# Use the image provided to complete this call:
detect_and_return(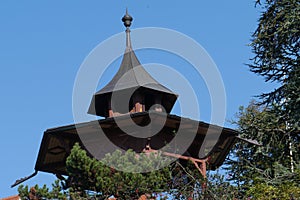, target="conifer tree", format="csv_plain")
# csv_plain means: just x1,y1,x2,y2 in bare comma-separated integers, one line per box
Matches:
226,0,300,197
249,0,300,159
